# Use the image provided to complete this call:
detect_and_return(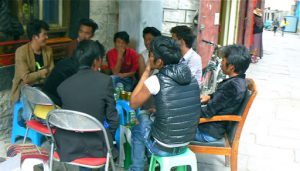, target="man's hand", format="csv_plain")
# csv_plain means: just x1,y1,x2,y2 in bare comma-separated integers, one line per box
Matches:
148,107,156,114
117,47,126,60
40,68,49,78
200,95,211,104
117,73,125,78
144,60,153,75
